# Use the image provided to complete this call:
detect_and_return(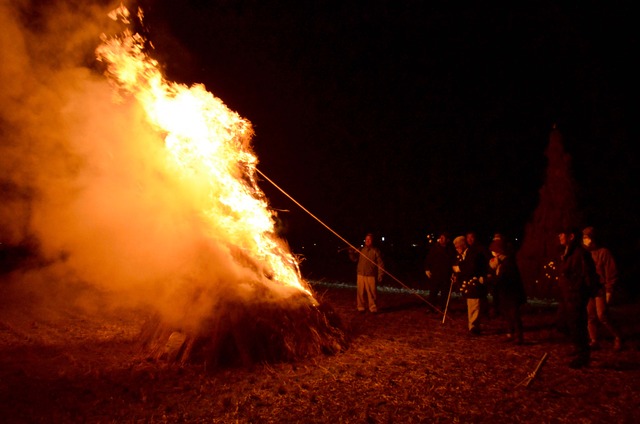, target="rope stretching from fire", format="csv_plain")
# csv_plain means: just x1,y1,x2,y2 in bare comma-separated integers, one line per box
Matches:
255,168,451,319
